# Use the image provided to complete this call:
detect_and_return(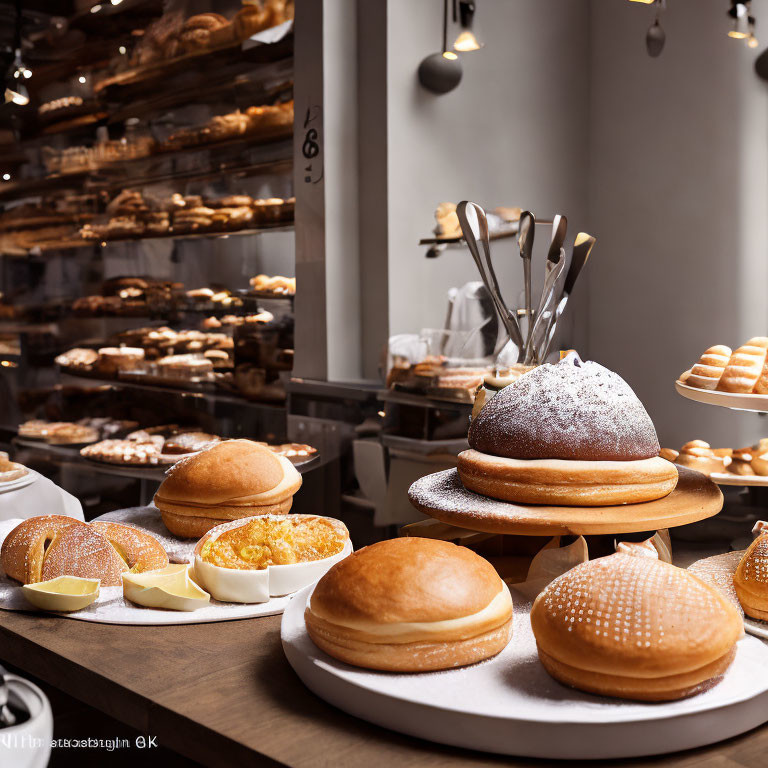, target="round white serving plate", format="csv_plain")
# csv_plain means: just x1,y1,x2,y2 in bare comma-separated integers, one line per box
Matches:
710,472,768,487
0,470,36,495
0,510,341,626
675,380,768,413
282,586,768,760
